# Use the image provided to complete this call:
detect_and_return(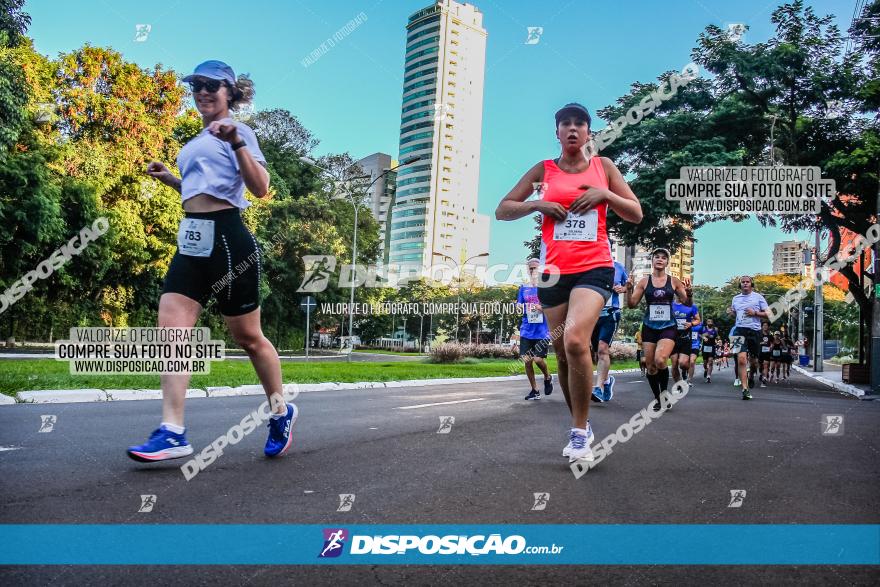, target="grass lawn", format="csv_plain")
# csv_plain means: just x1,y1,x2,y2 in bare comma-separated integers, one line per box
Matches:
353,349,425,356
0,357,642,397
